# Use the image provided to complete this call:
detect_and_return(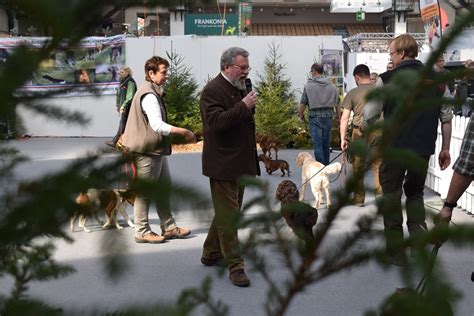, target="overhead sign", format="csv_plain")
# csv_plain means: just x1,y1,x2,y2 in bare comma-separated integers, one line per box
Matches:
184,14,238,36
330,0,392,13
356,10,366,21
